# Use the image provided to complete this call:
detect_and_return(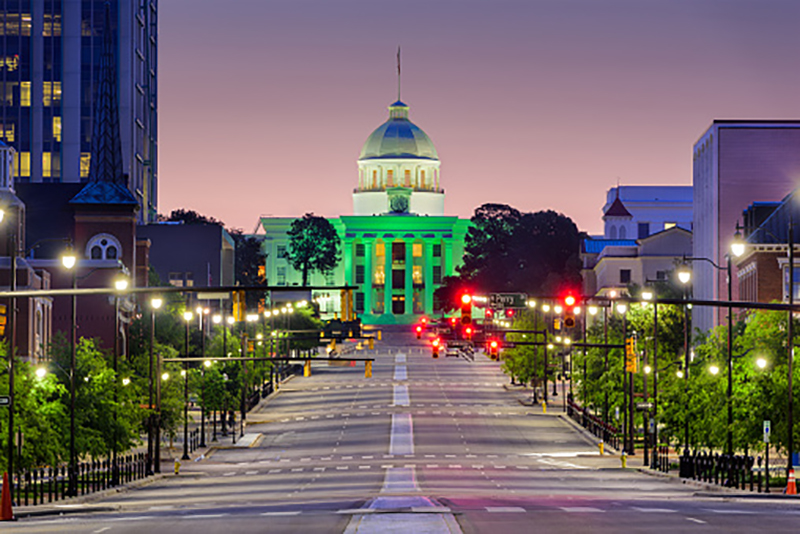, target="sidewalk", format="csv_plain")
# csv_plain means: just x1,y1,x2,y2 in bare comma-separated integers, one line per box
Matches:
9,374,297,520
